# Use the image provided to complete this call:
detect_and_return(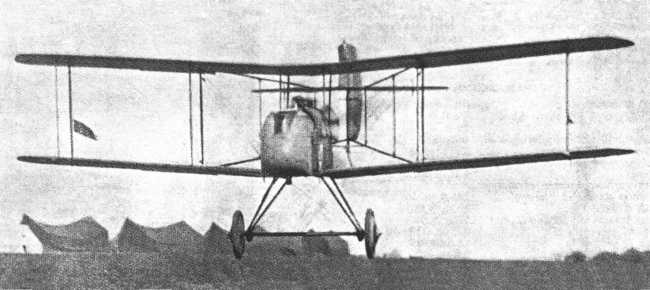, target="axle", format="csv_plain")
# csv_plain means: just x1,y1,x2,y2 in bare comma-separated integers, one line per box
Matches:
247,231,363,237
